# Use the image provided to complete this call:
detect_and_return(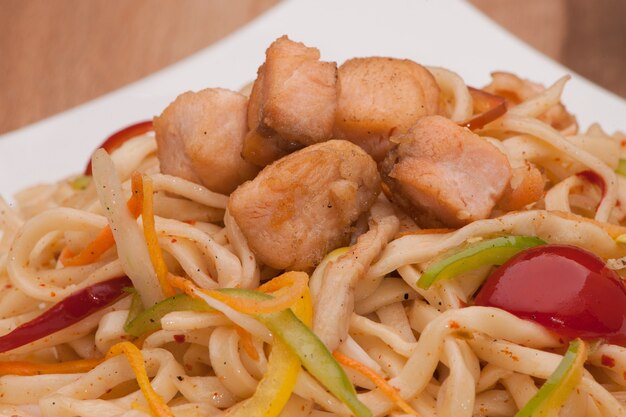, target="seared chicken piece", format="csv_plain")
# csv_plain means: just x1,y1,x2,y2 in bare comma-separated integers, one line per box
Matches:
495,162,545,212
381,116,512,228
242,36,338,166
154,88,259,195
229,140,381,270
334,57,440,161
